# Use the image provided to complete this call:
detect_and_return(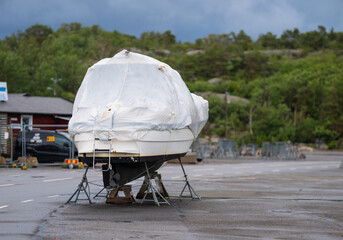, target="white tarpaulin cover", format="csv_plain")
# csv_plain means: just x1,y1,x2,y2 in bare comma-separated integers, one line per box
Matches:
68,50,208,141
